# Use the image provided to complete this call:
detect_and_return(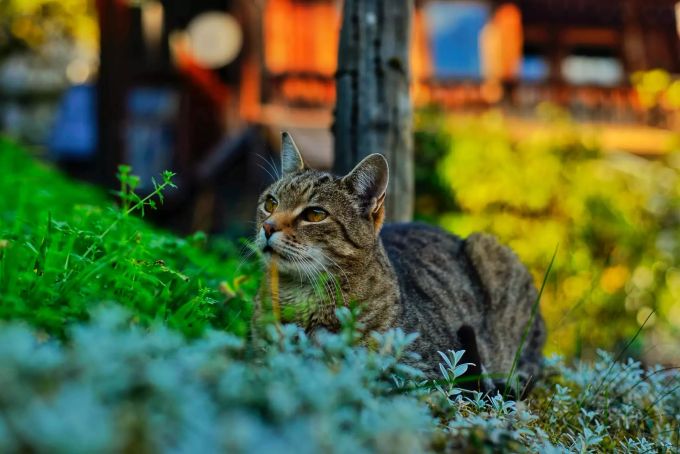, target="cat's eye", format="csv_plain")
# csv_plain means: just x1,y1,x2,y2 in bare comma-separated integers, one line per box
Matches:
303,207,328,222
263,195,278,214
